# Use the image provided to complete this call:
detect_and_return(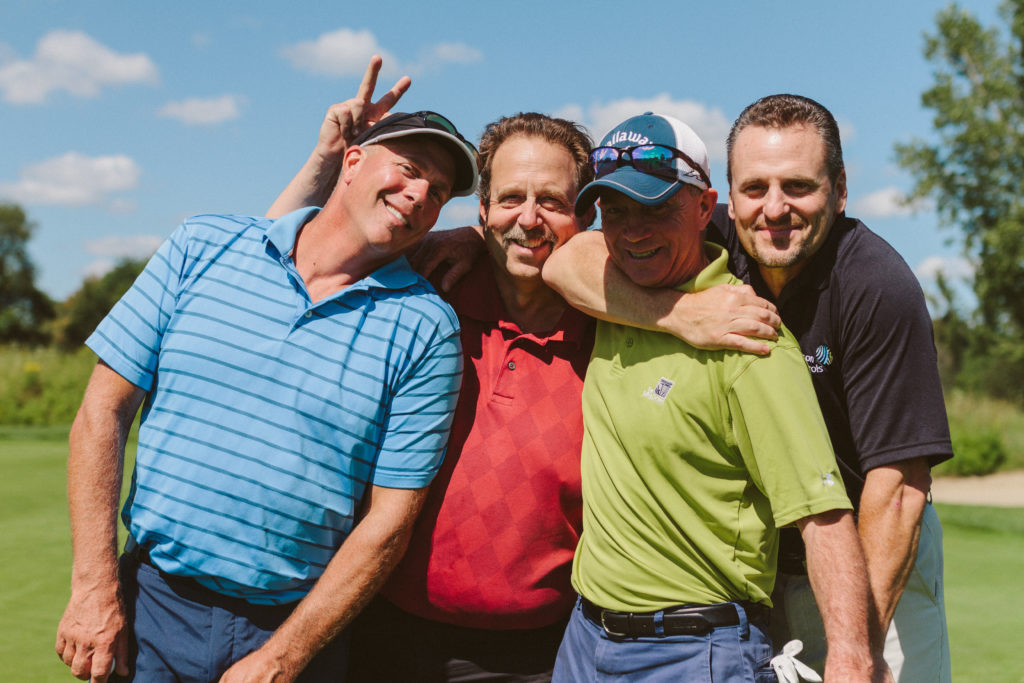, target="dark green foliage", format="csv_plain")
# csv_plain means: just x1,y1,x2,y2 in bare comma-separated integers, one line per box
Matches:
54,257,147,350
937,424,1007,476
0,203,55,345
899,0,1024,405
